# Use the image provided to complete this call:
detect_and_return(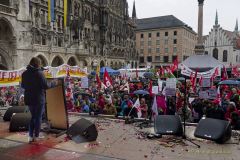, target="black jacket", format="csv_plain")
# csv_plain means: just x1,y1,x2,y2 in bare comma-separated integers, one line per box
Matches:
21,65,50,105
